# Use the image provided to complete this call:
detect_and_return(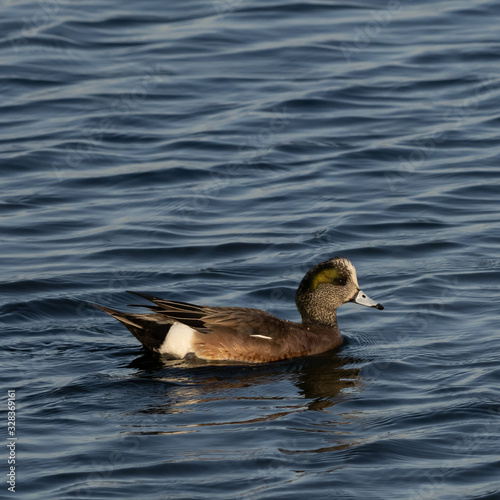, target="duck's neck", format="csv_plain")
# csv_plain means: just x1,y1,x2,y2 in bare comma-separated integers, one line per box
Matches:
296,288,339,329
297,299,339,328
302,312,338,329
